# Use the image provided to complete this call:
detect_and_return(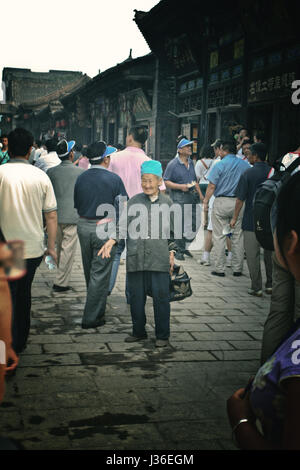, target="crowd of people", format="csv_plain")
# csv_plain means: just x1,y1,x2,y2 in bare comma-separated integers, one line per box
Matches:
1,125,300,449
